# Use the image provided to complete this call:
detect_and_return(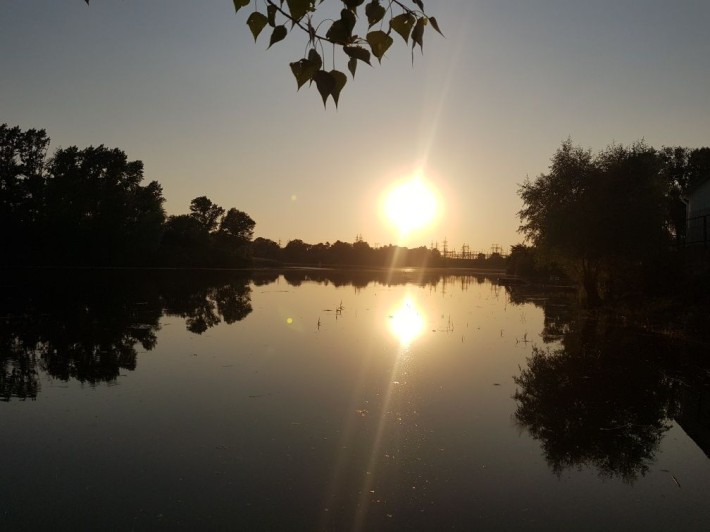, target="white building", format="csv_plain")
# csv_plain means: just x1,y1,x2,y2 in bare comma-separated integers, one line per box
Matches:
686,178,710,246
